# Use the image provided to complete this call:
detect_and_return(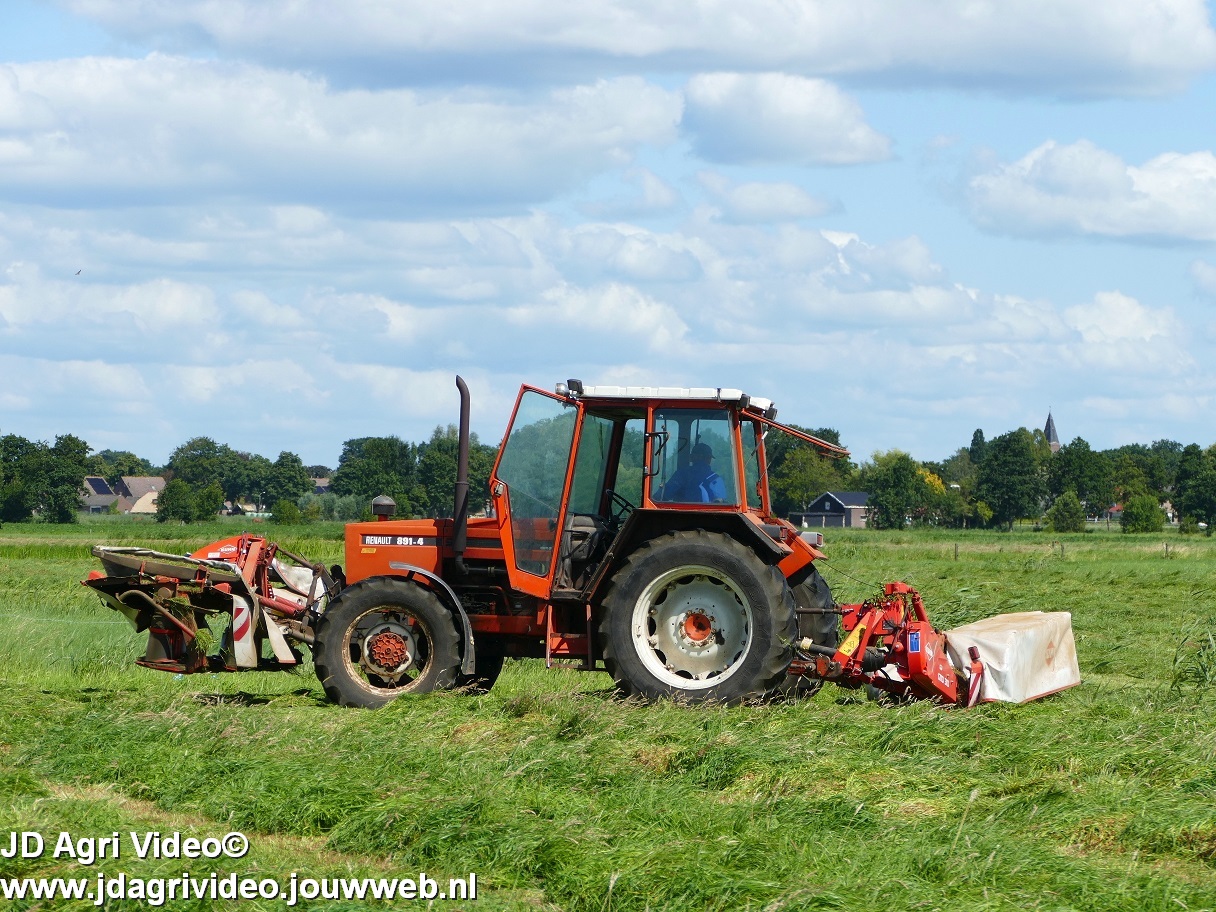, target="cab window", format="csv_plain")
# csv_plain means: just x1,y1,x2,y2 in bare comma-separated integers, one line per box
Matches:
649,408,739,506
742,420,763,509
